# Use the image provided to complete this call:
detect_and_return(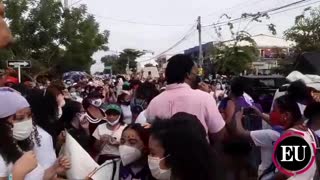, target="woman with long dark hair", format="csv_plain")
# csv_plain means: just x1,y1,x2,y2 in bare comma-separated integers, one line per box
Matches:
148,112,219,180
0,87,70,180
132,82,159,124
59,100,91,152
119,123,155,180
26,84,66,148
